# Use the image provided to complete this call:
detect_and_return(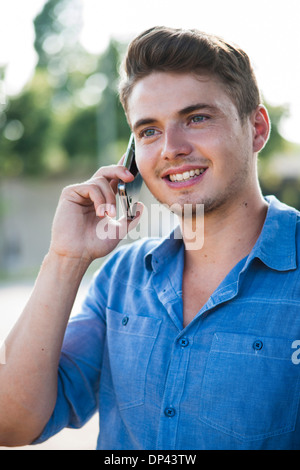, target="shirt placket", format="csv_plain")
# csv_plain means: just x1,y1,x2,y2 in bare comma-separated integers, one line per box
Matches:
155,330,194,450
151,266,196,449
